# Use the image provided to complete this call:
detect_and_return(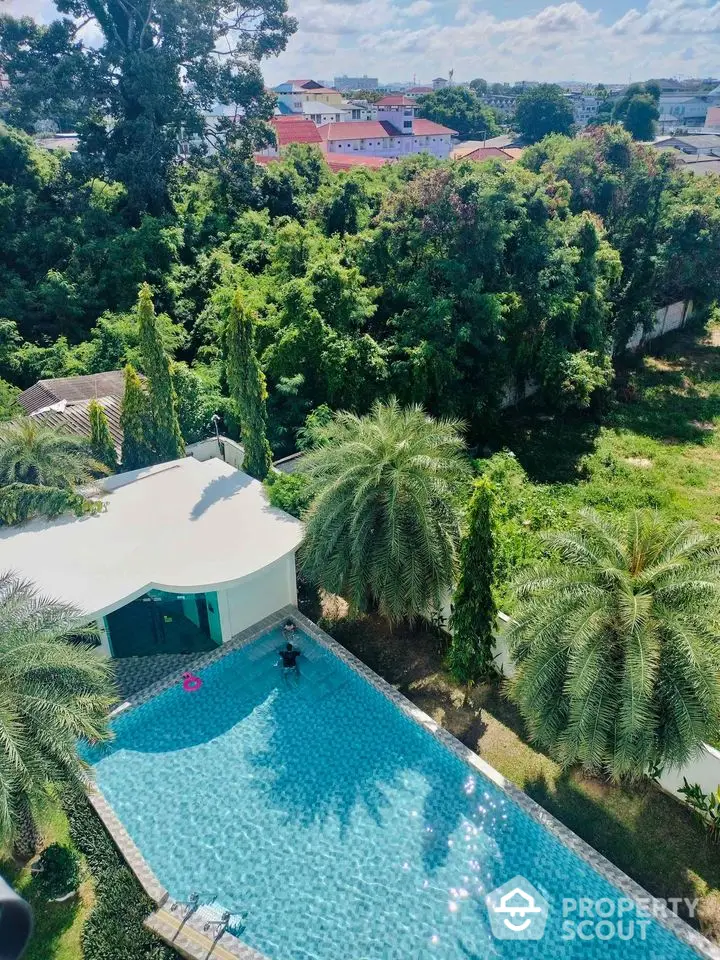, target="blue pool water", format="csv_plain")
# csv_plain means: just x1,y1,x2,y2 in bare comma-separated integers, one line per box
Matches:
87,628,701,959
